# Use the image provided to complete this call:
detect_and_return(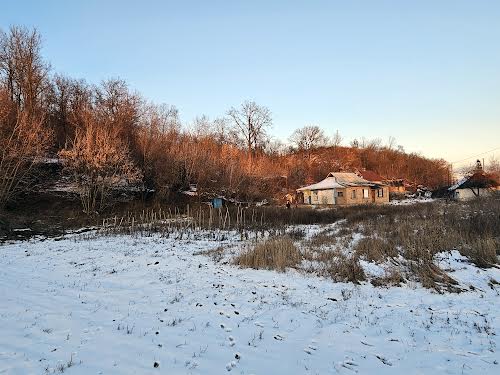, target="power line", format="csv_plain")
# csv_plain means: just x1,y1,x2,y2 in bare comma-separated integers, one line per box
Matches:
450,146,500,165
